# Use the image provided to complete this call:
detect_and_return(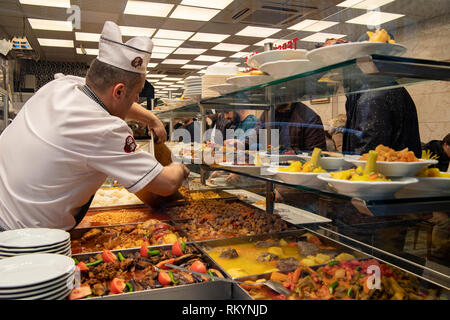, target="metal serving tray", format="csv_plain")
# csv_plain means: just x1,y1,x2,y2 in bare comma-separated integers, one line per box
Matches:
71,243,252,300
